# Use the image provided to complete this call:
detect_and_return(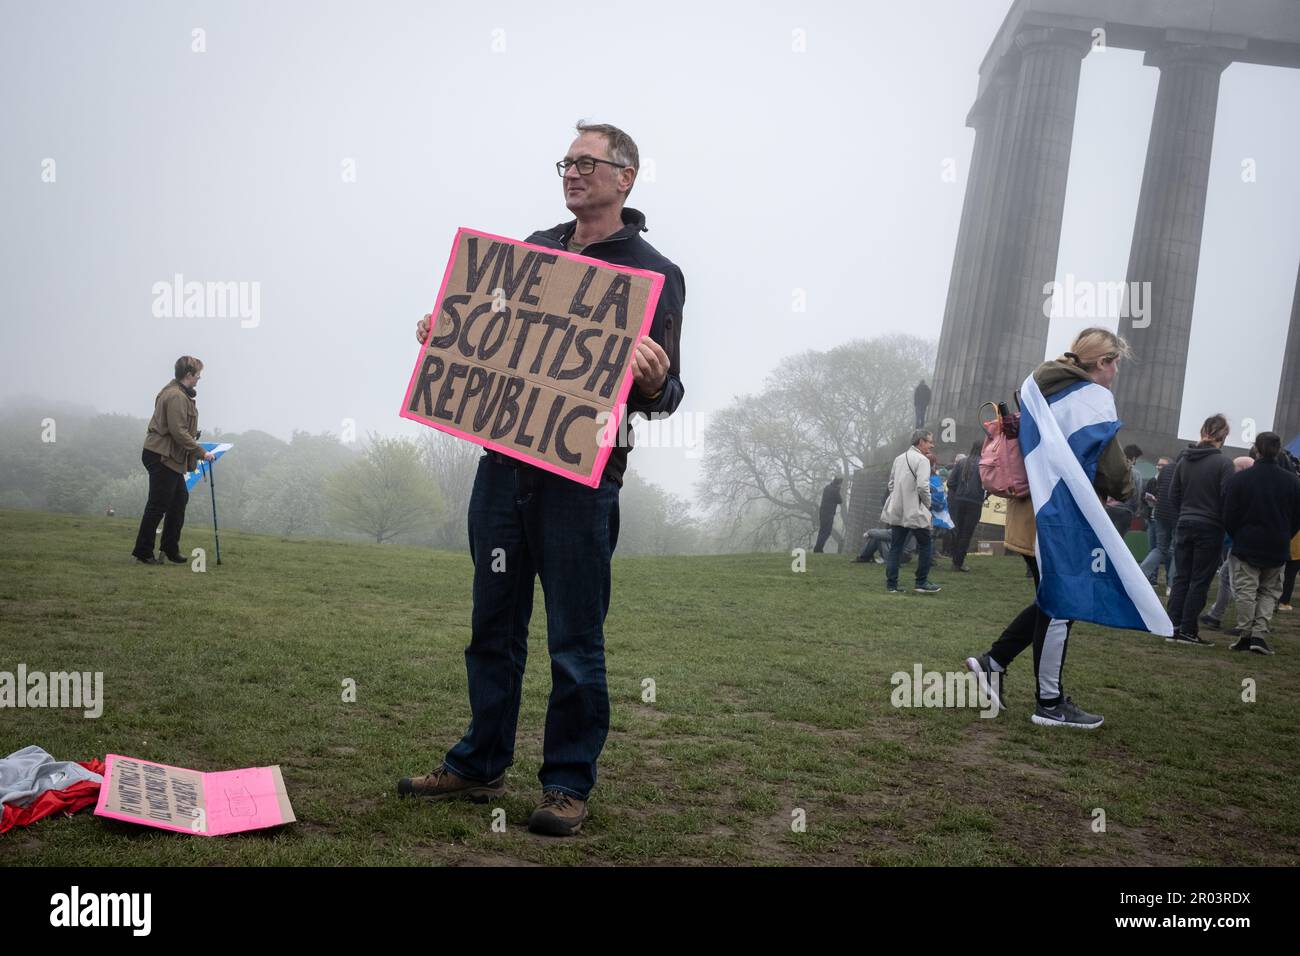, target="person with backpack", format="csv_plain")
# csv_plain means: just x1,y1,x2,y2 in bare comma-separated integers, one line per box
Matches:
948,441,986,572
965,328,1134,729
1164,414,1235,647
